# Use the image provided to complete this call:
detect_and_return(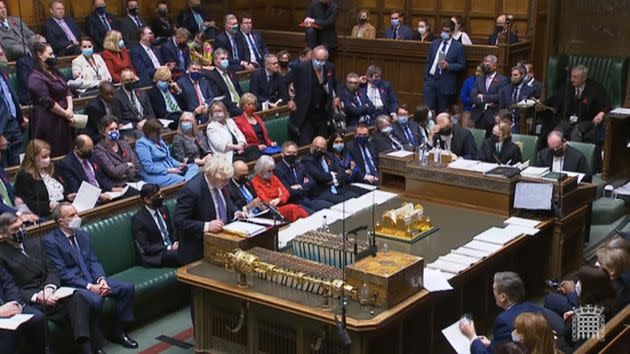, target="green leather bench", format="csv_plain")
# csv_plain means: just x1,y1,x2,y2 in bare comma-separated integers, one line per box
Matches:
239,78,251,93
264,113,290,144
512,134,539,165
468,128,485,152
546,54,629,107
